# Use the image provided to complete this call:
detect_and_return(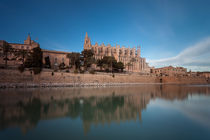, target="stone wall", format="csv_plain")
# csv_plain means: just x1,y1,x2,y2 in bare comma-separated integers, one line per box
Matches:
0,69,208,87
161,76,208,84
0,69,157,84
